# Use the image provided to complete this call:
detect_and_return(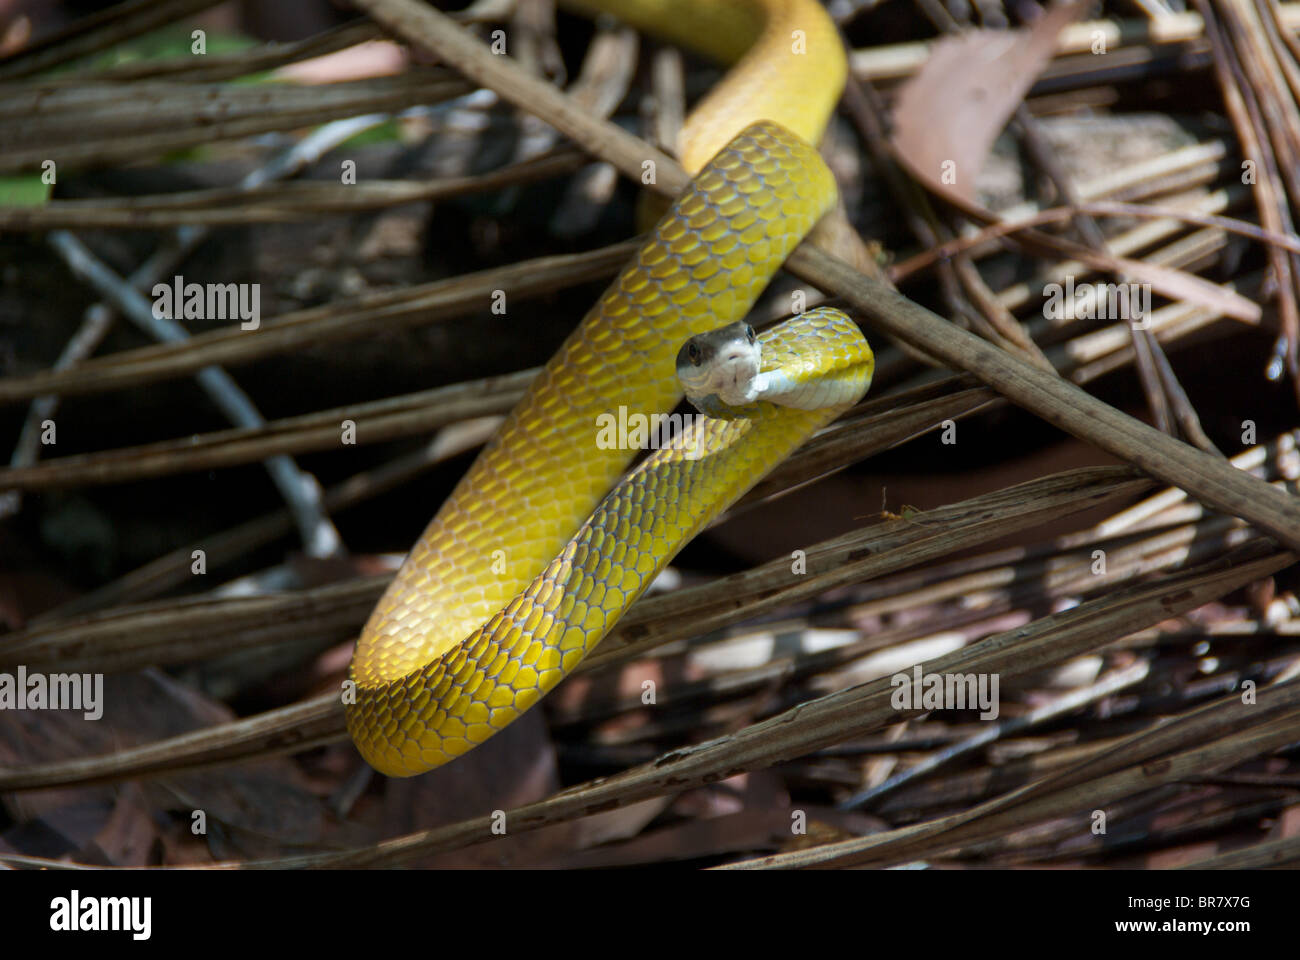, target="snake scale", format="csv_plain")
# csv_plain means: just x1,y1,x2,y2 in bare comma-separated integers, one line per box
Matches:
345,0,873,777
